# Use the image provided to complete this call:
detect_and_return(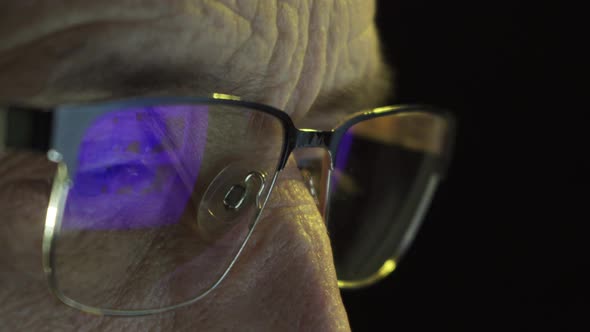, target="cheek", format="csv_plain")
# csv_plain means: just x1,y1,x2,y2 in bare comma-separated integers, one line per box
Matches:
0,152,171,330
0,153,62,328
0,181,47,276
0,152,55,276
